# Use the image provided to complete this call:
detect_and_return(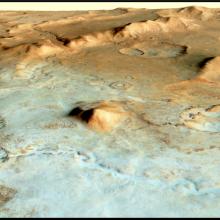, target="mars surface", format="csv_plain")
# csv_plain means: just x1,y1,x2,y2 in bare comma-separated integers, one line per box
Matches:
0,6,220,217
